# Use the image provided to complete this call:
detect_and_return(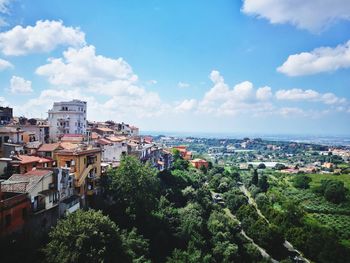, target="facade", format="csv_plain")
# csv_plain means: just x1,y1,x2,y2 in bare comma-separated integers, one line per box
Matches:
0,182,31,237
0,107,13,125
10,155,53,174
173,146,192,160
0,127,24,157
56,147,101,203
190,159,209,169
48,100,87,142
97,136,127,164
